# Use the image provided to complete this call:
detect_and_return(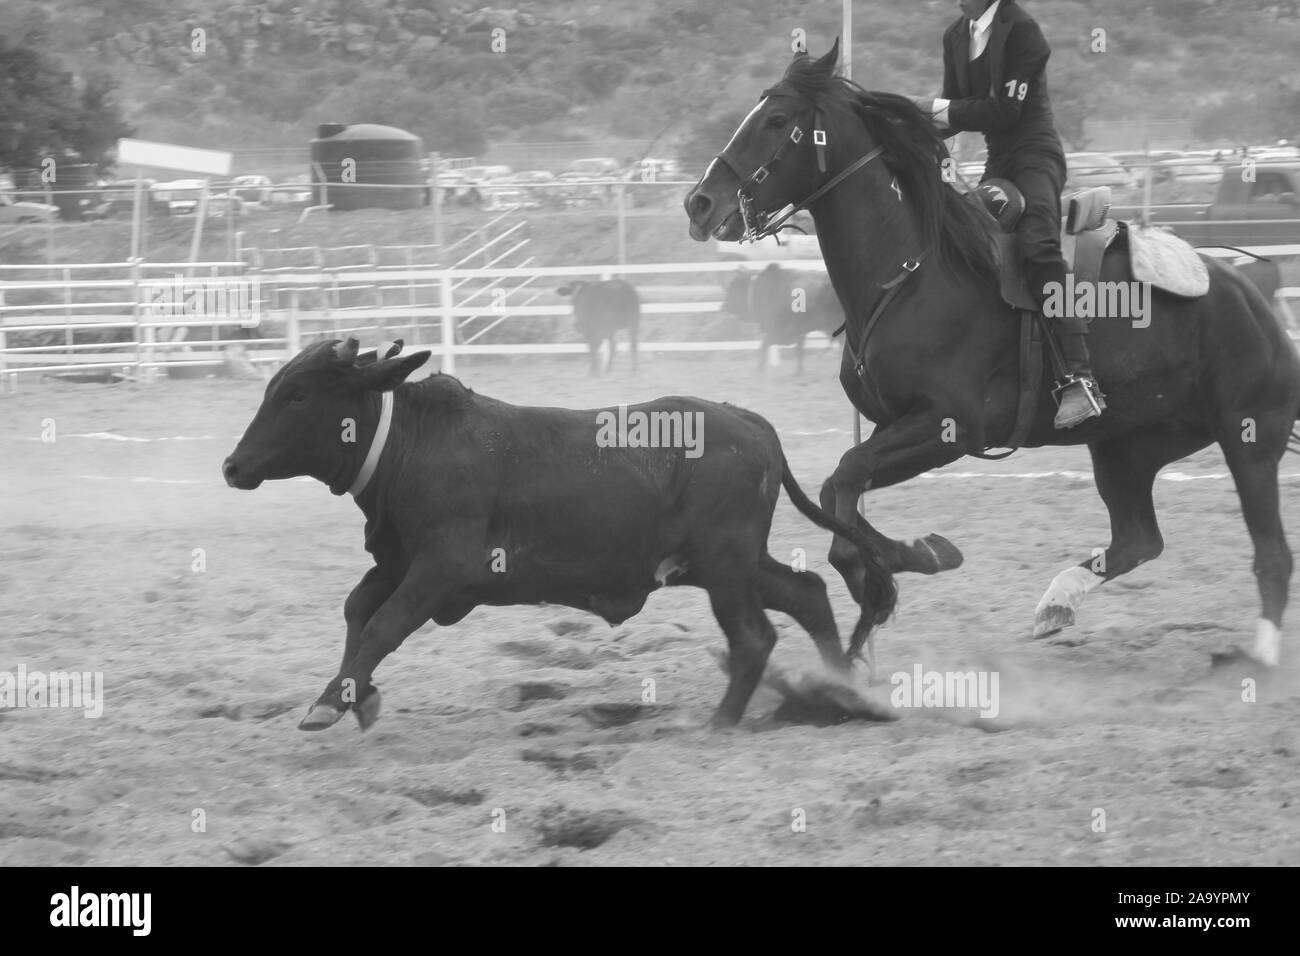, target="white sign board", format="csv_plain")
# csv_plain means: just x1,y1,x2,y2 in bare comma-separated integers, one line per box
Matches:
117,139,232,176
